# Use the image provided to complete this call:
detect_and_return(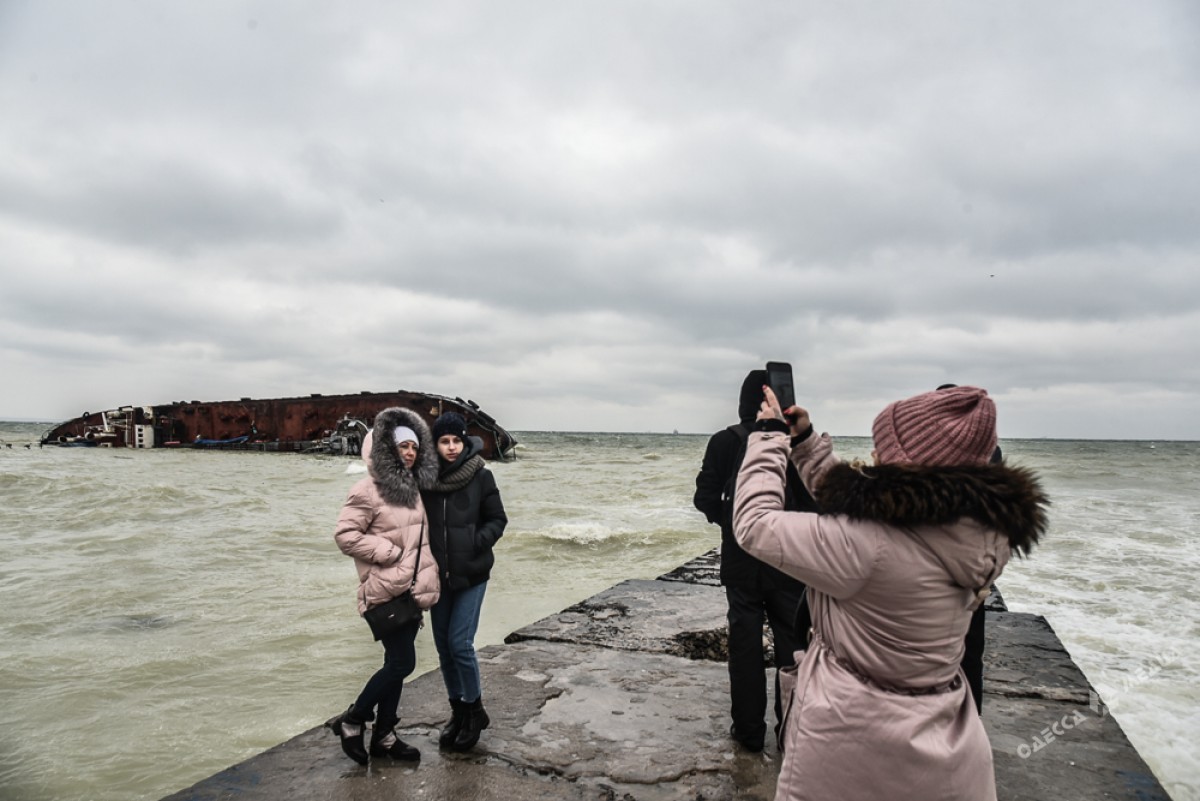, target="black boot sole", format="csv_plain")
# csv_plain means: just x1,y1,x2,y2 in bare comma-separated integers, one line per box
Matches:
370,744,422,761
